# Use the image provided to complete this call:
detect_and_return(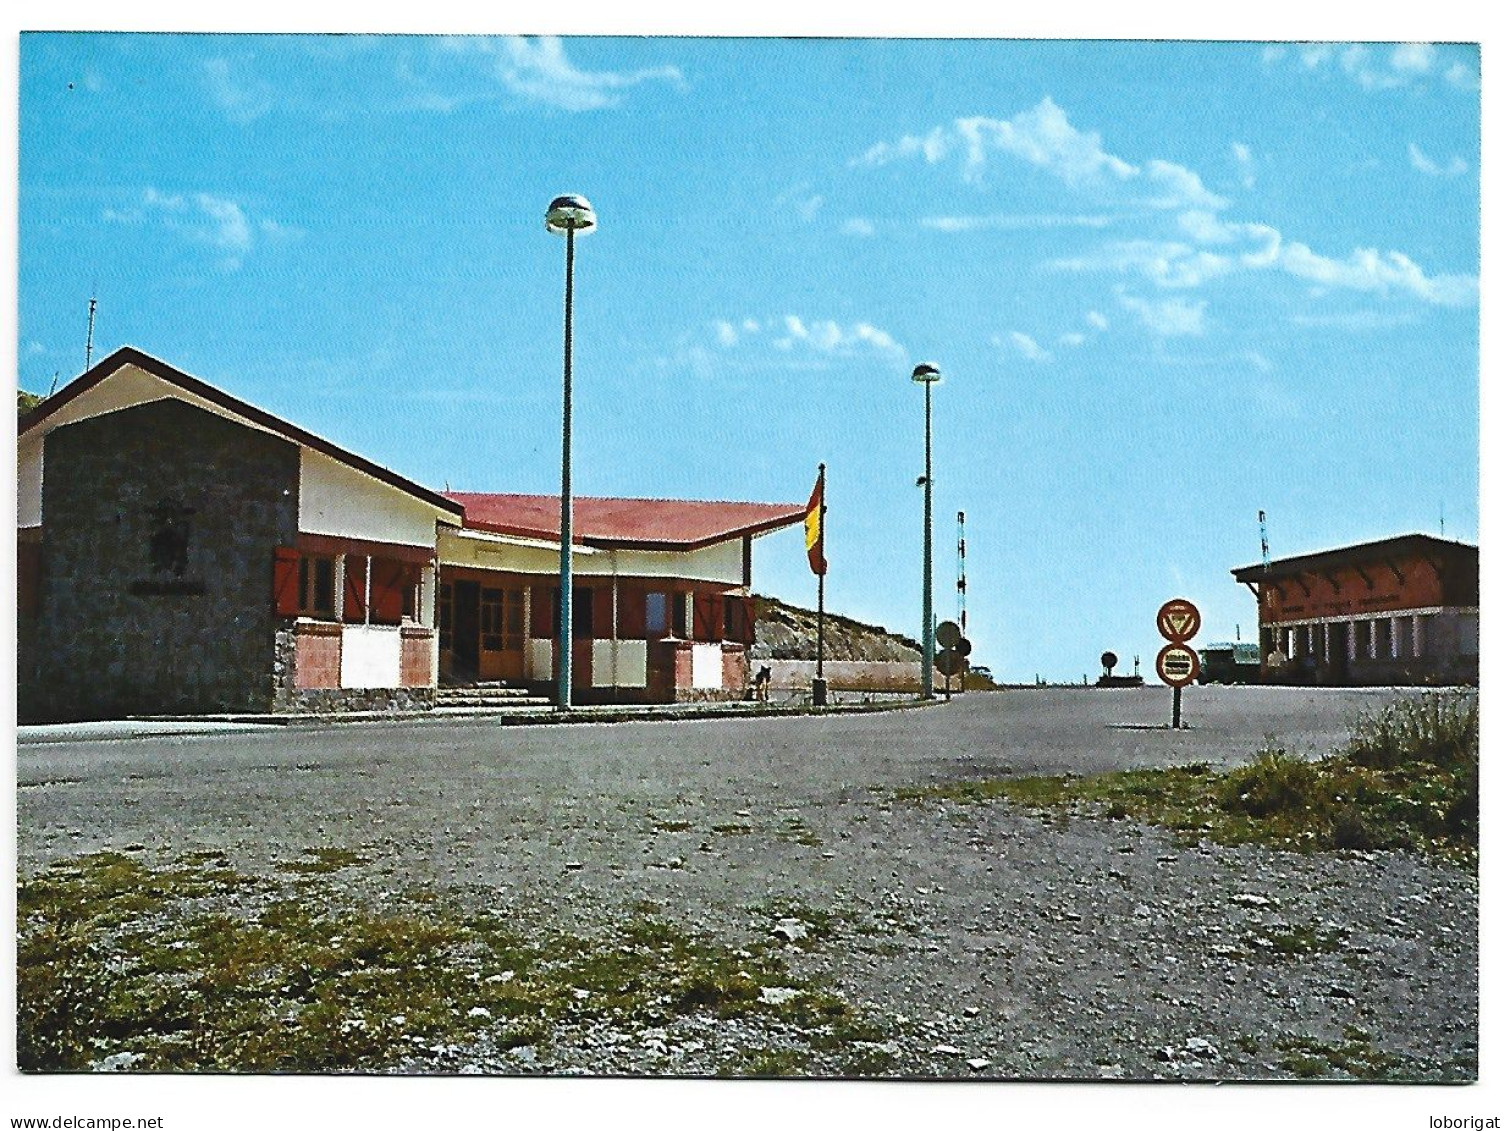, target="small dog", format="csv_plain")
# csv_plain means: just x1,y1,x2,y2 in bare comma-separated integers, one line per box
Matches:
753,665,772,702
